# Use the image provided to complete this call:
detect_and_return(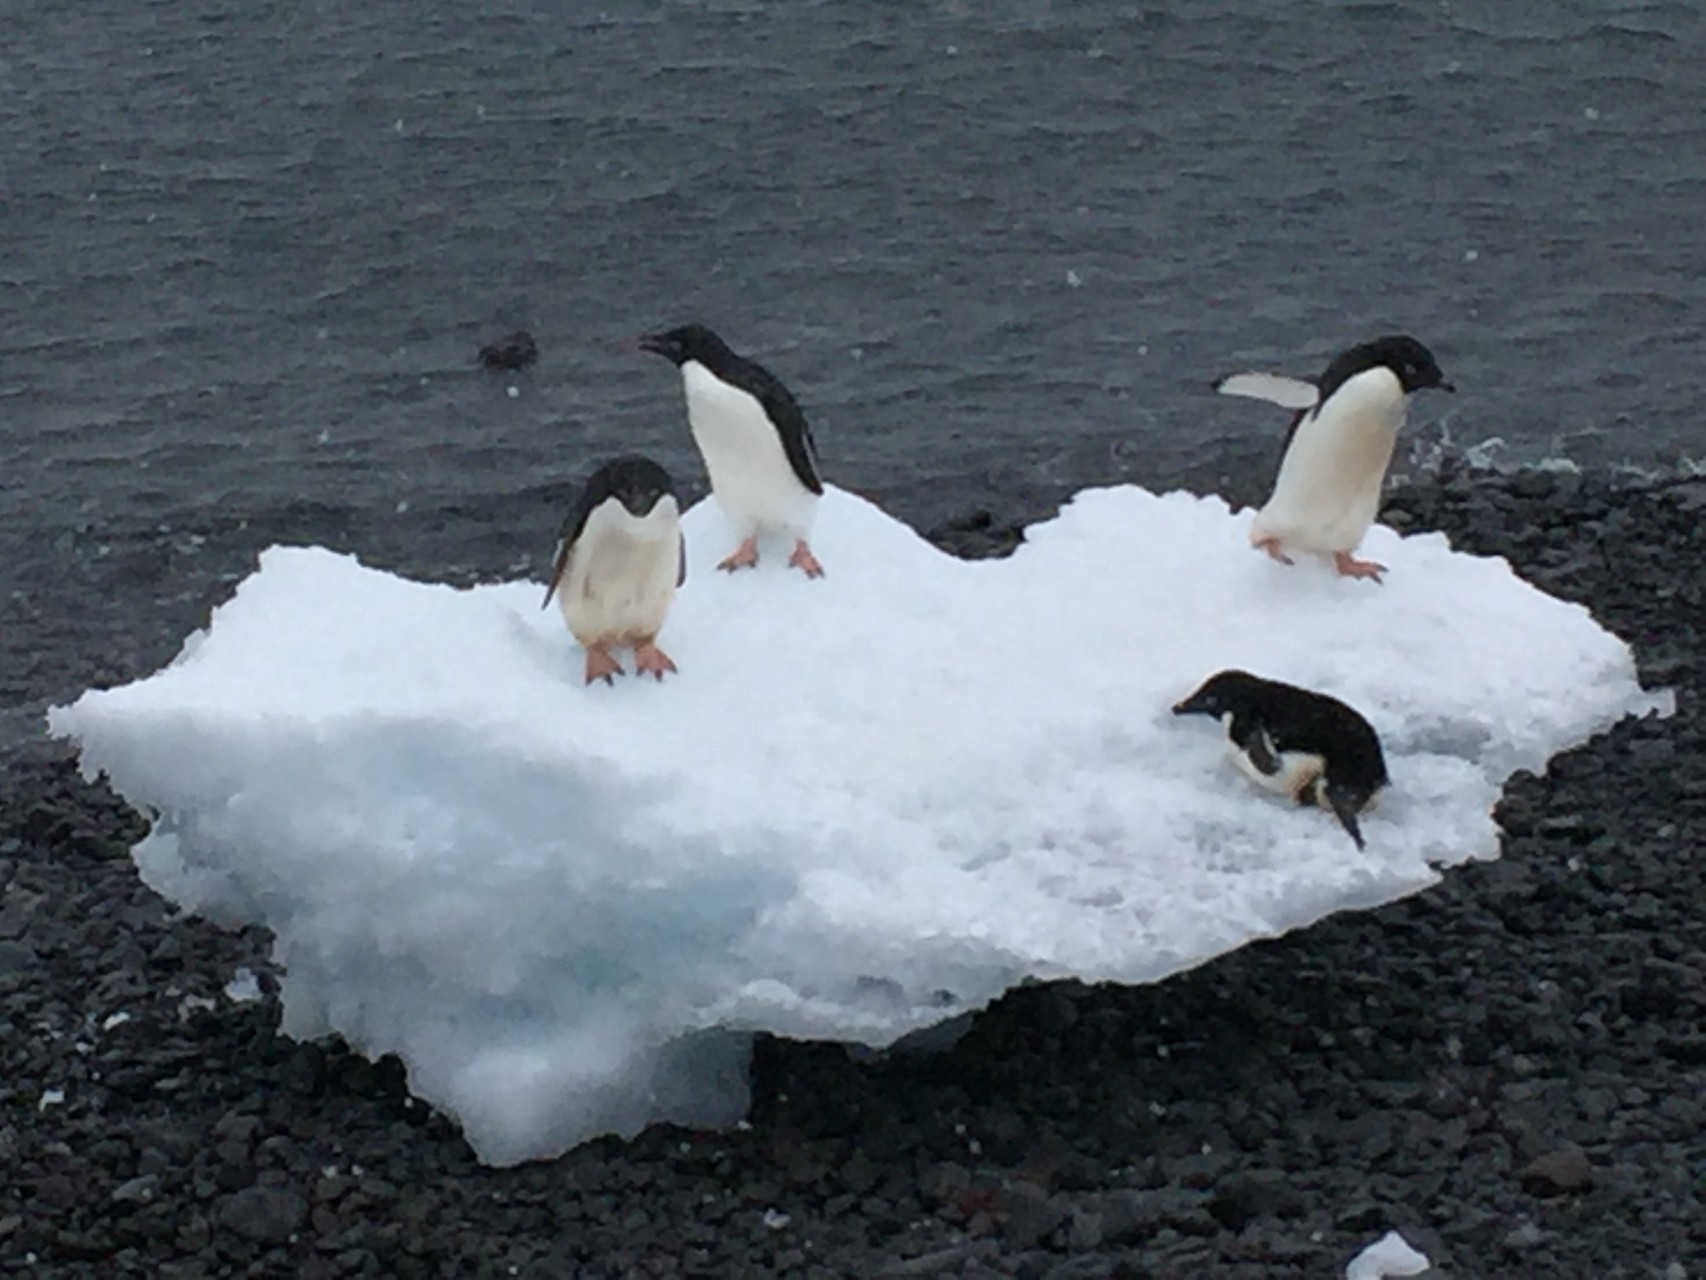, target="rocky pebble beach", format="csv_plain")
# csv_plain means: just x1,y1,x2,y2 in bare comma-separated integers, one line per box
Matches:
2,468,1702,1279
